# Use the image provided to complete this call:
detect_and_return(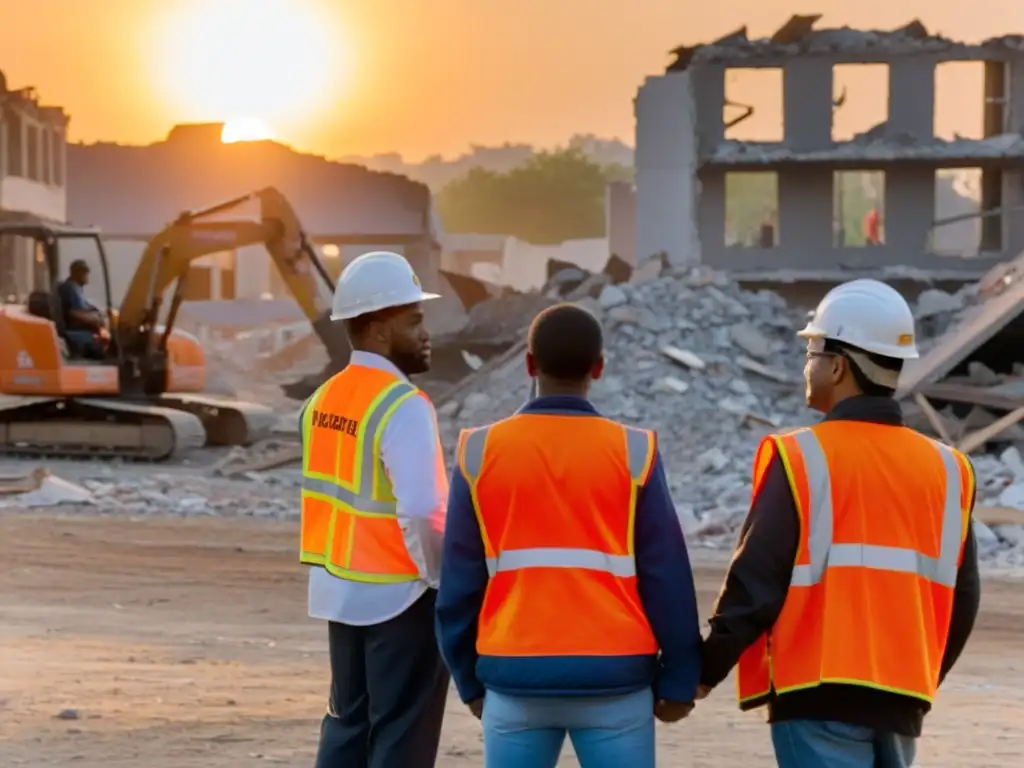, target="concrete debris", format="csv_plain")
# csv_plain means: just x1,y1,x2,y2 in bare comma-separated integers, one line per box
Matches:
429,265,1024,568
6,262,1024,573
668,15,1024,72
212,439,302,476
0,466,302,519
0,470,93,508
597,284,629,309
436,264,818,551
